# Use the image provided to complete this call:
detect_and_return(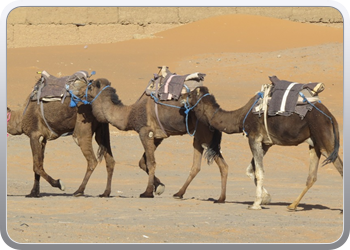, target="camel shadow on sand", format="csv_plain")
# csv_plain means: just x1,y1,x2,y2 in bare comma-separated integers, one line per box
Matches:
194,197,342,213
